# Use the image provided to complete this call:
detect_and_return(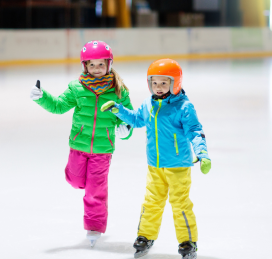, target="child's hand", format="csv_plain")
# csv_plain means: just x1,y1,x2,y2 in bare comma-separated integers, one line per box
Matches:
116,123,131,138
30,80,43,100
200,158,211,174
101,101,119,113
192,155,211,174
